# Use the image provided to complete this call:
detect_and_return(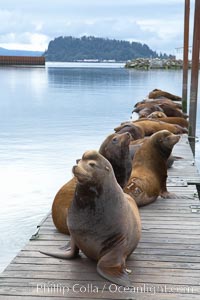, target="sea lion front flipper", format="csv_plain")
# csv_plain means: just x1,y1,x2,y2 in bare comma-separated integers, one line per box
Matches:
40,238,79,259
160,190,177,199
97,249,132,287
